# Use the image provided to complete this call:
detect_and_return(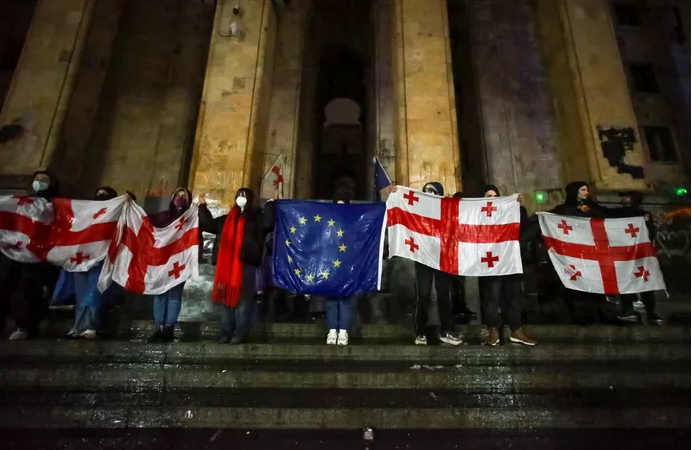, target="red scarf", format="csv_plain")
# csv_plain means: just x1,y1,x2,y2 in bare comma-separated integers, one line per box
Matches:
211,207,246,307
